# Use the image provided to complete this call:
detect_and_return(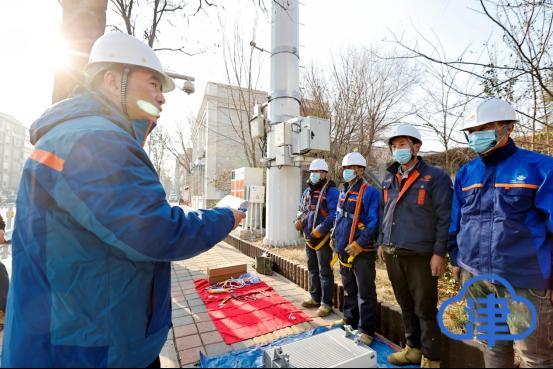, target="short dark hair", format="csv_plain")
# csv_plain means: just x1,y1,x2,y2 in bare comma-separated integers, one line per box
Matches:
0,215,5,231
